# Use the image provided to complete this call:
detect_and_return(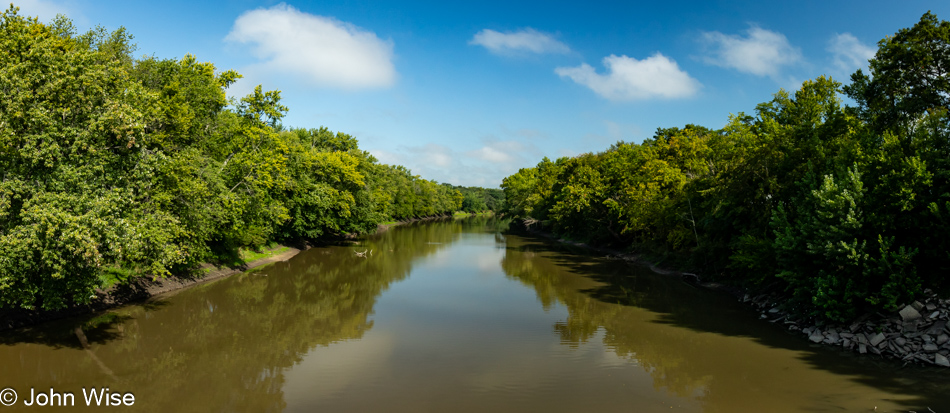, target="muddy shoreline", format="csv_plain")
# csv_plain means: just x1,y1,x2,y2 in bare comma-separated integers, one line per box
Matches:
0,215,471,332
0,247,302,332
